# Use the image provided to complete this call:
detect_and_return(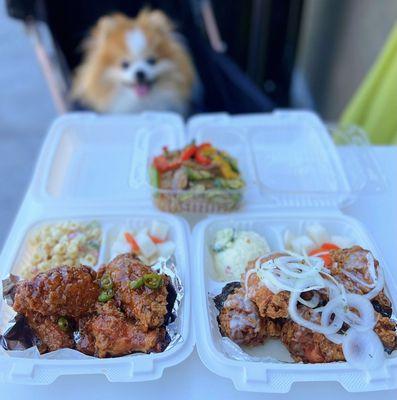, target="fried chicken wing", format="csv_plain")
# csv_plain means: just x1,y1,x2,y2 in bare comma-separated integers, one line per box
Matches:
27,314,75,353
100,254,168,330
372,291,393,317
13,266,99,318
281,307,397,363
375,314,397,353
328,246,380,295
10,258,175,357
328,247,397,353
280,309,345,363
76,315,96,356
216,287,268,346
211,245,396,365
76,301,168,357
244,253,290,319
214,282,284,346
